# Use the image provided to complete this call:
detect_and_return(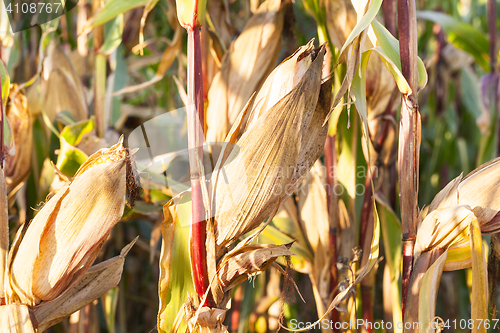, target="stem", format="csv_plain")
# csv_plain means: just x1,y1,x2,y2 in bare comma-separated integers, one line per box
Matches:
186,26,211,307
93,0,105,138
324,135,339,332
397,0,420,319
